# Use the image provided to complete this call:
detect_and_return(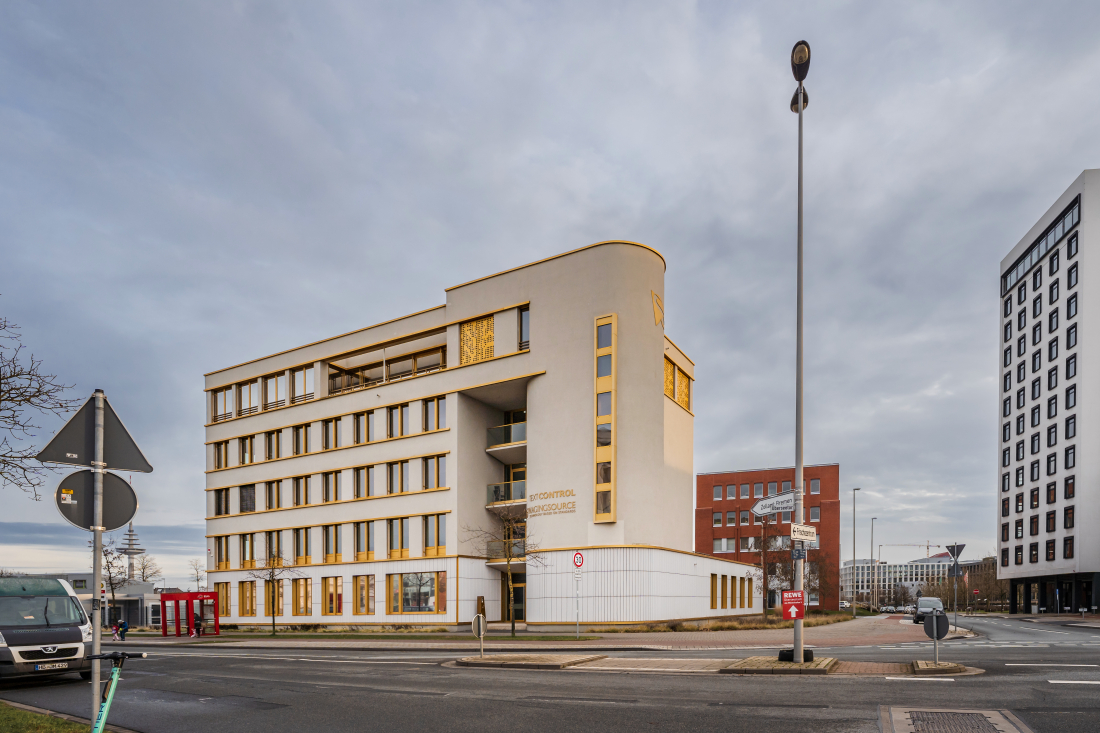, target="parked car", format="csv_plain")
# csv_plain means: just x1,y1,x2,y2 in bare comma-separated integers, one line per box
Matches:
882,605,895,613
914,597,944,624
905,605,916,614
0,577,93,681
839,601,851,609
